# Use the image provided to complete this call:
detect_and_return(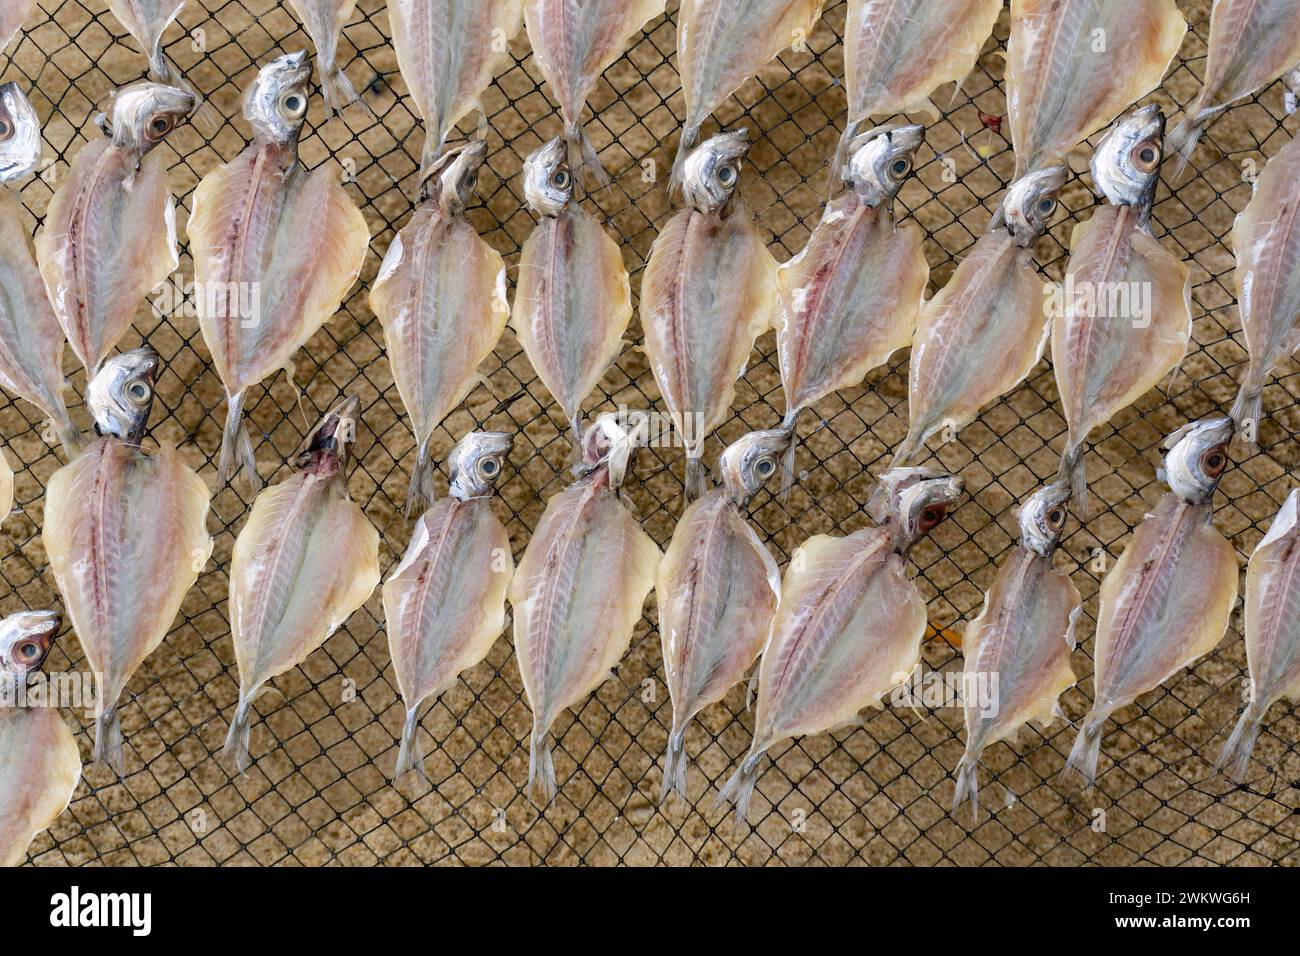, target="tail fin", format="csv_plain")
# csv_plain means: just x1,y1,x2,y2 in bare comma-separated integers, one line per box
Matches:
565,122,611,189
1064,714,1106,789
778,408,801,503
222,690,258,774
669,124,700,198
714,749,765,825
1167,104,1222,179
92,705,125,776
951,754,980,820
890,427,926,469
568,413,584,464
528,721,557,805
404,437,435,518
660,724,689,803
322,64,363,117
1215,699,1264,784
393,704,430,783
218,391,261,493
1059,442,1088,516
1230,381,1262,447
52,414,81,461
684,453,708,502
